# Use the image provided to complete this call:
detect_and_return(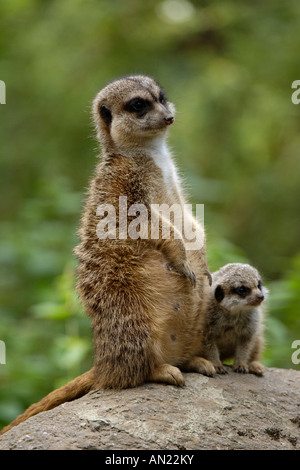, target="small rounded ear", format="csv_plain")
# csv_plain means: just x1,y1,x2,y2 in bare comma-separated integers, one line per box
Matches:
215,285,225,302
99,104,112,127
